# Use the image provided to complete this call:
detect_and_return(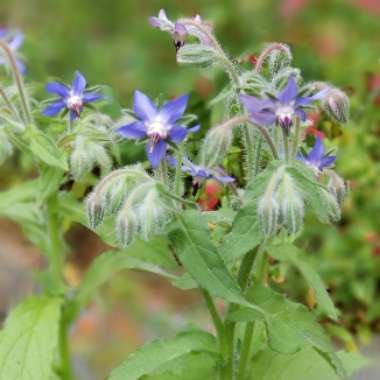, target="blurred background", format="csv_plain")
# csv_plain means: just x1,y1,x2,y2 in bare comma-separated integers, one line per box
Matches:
0,0,380,378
